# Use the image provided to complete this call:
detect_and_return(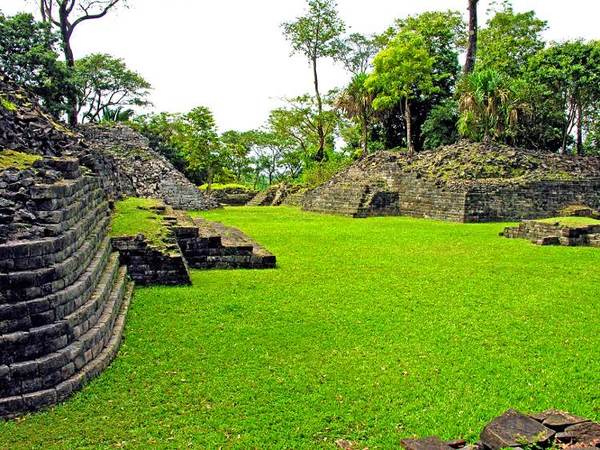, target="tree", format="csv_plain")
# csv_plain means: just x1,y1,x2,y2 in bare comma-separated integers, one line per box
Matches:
221,130,254,183
367,30,436,155
335,73,375,157
38,0,125,124
371,11,465,151
282,0,345,162
478,6,547,77
464,0,479,74
421,99,459,149
0,12,71,117
458,69,531,143
173,106,223,189
528,41,600,154
339,32,378,76
73,53,151,123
